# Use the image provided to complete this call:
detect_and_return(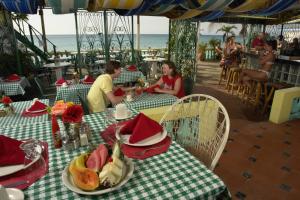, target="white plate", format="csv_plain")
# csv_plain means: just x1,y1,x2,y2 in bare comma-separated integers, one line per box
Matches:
0,145,42,177
6,188,24,200
25,108,47,113
61,157,134,195
116,128,167,147
113,110,133,120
